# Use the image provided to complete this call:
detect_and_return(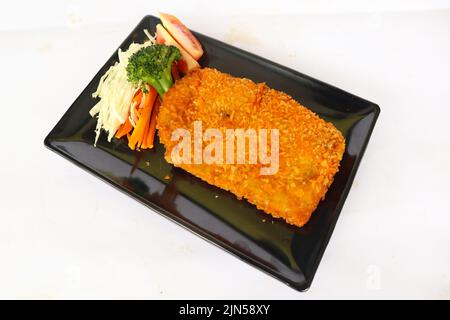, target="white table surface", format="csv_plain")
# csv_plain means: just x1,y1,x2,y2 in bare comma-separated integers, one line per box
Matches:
1,0,449,299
